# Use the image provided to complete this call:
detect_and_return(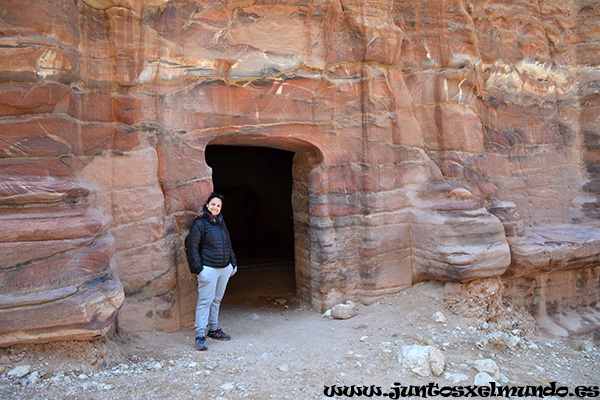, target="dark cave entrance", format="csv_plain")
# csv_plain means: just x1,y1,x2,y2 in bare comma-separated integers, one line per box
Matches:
205,145,296,267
